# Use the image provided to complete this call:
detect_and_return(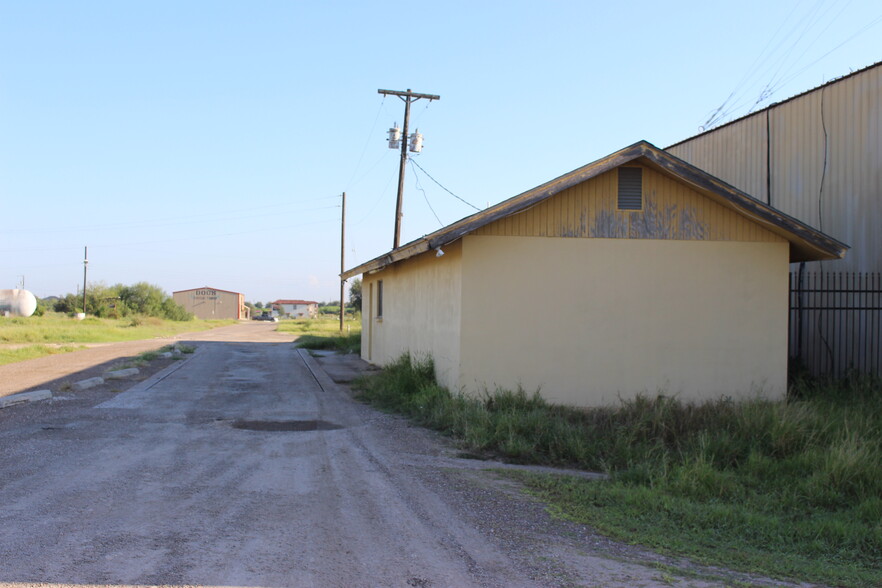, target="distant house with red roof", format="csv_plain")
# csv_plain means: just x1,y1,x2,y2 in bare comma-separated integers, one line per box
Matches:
272,299,318,319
